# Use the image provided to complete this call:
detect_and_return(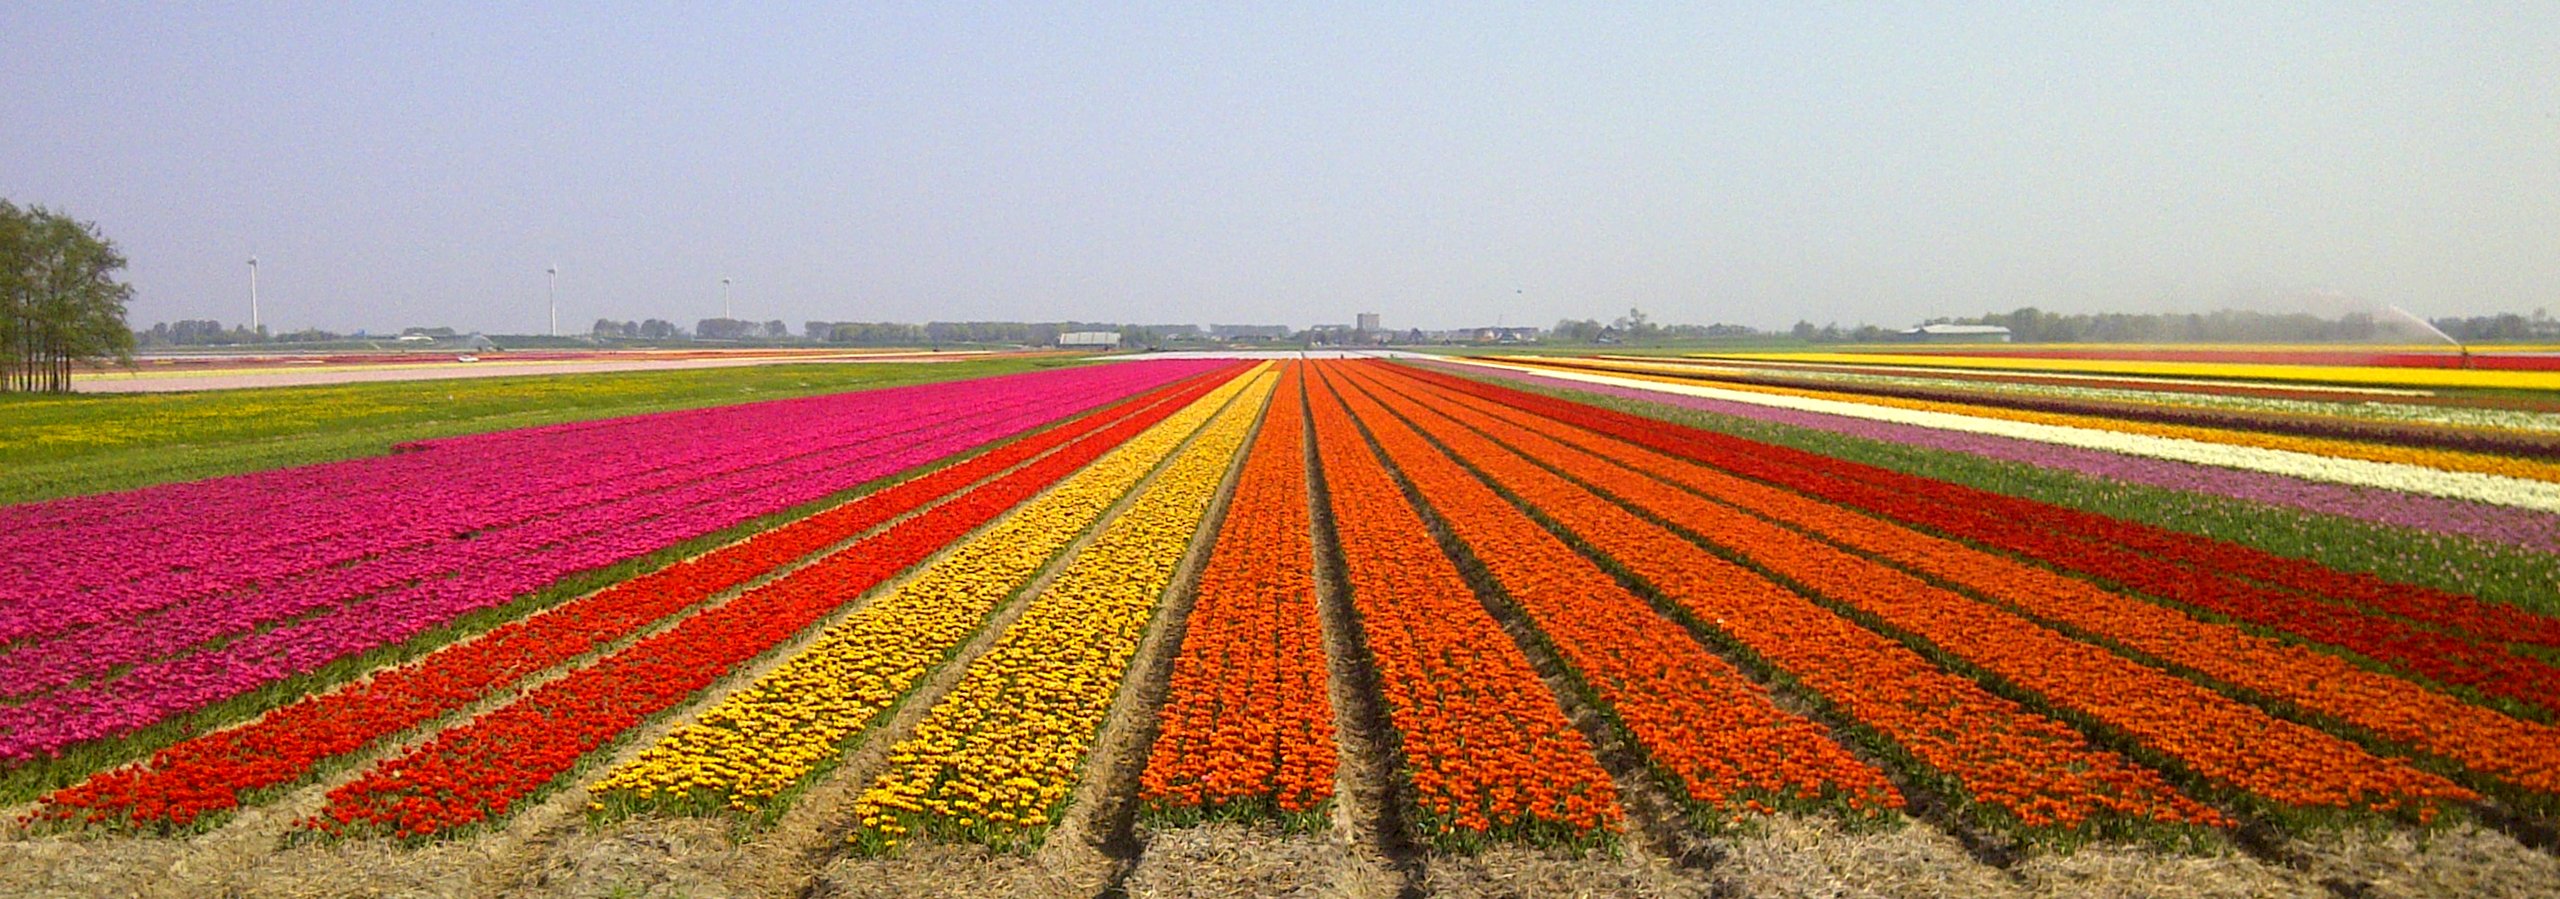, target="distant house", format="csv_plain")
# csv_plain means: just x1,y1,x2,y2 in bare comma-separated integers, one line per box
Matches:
1898,323,2012,342
1057,330,1121,349
1463,326,1542,344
